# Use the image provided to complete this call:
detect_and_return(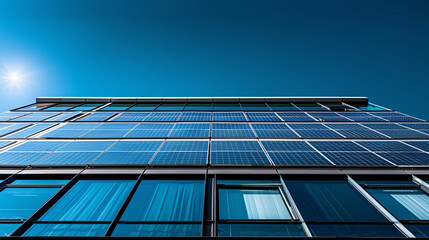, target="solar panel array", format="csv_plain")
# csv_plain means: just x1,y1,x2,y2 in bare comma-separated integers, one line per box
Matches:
0,99,427,167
